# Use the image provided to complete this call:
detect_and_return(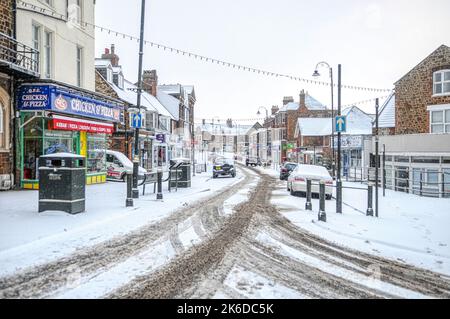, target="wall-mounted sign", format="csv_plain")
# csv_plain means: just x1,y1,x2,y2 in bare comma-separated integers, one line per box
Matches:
17,85,123,123
49,115,114,134
333,135,362,148
156,133,165,143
